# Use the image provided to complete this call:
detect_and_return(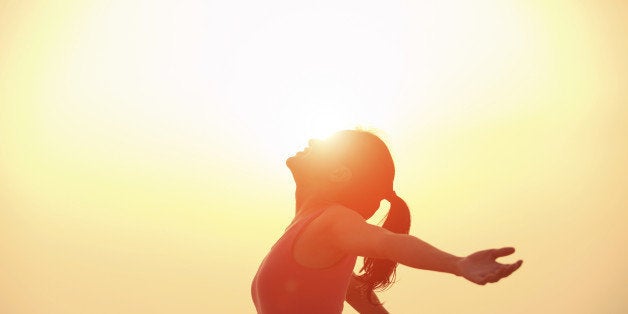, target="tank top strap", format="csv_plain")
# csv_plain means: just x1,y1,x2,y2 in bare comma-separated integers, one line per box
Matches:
285,207,328,233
